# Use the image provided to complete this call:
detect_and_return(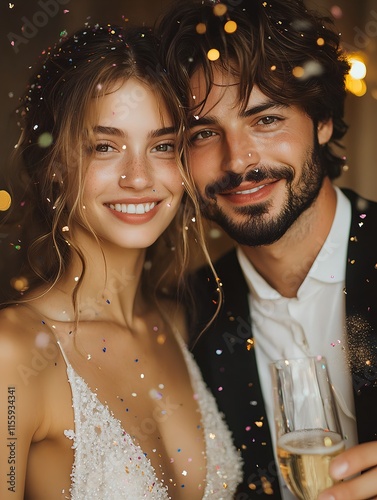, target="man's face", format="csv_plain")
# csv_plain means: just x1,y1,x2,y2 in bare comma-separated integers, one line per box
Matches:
188,67,333,246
